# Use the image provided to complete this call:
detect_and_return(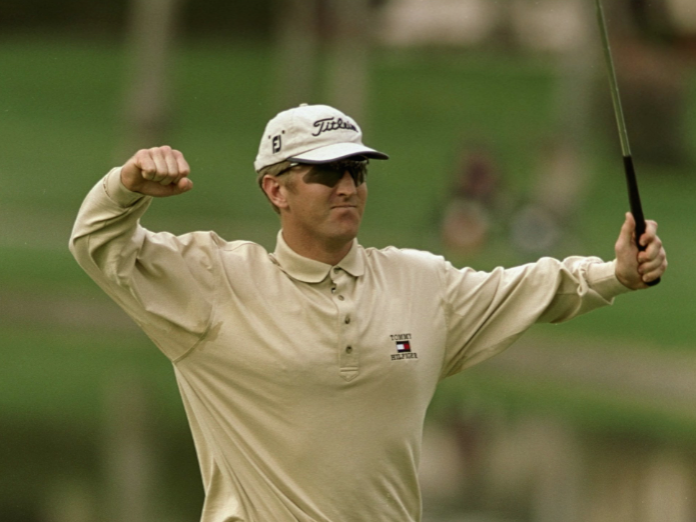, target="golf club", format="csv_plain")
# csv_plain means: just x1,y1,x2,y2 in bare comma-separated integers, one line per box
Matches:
595,0,660,286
